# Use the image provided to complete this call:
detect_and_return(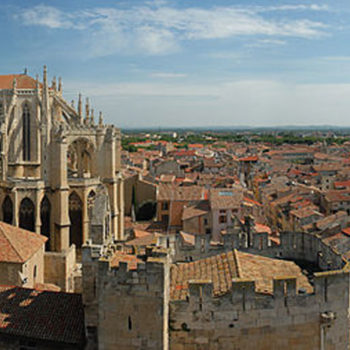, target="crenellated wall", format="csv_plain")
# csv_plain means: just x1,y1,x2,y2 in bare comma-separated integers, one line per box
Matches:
82,243,170,350
170,270,350,350
82,229,350,350
171,231,346,271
